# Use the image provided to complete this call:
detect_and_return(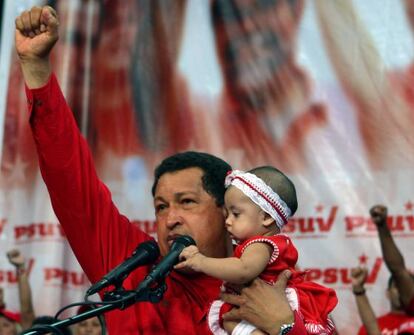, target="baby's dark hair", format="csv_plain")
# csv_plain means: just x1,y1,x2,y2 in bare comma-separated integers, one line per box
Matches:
248,166,298,215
